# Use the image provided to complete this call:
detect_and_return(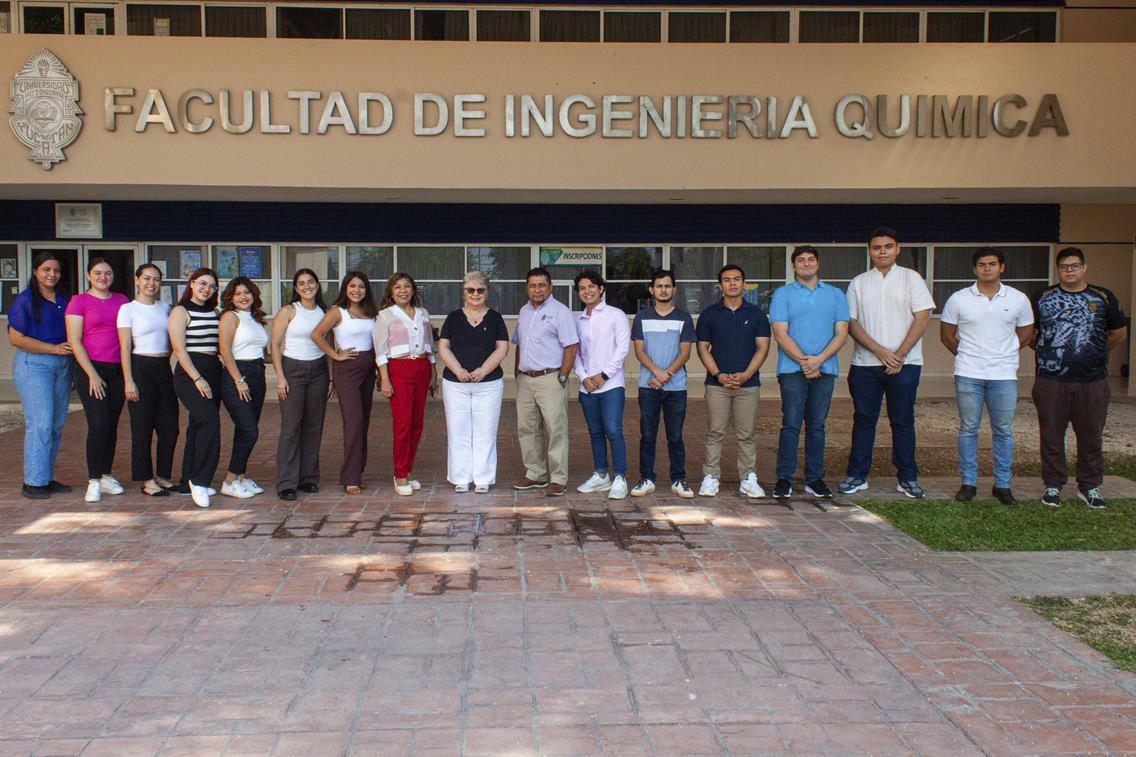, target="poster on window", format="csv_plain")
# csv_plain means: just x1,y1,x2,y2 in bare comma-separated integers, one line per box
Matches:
153,17,169,35
215,247,238,279
160,286,174,306
179,249,202,278
239,247,263,278
0,259,16,279
0,13,10,34
539,247,603,268
152,260,167,278
84,13,107,35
